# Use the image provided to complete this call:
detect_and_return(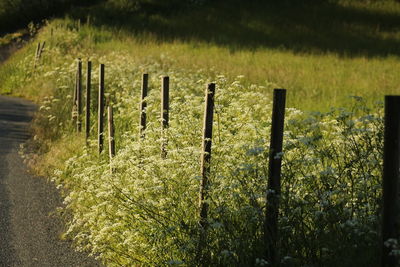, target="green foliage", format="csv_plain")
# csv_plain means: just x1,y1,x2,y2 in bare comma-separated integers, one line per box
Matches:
51,67,383,266
5,20,385,266
1,5,395,264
